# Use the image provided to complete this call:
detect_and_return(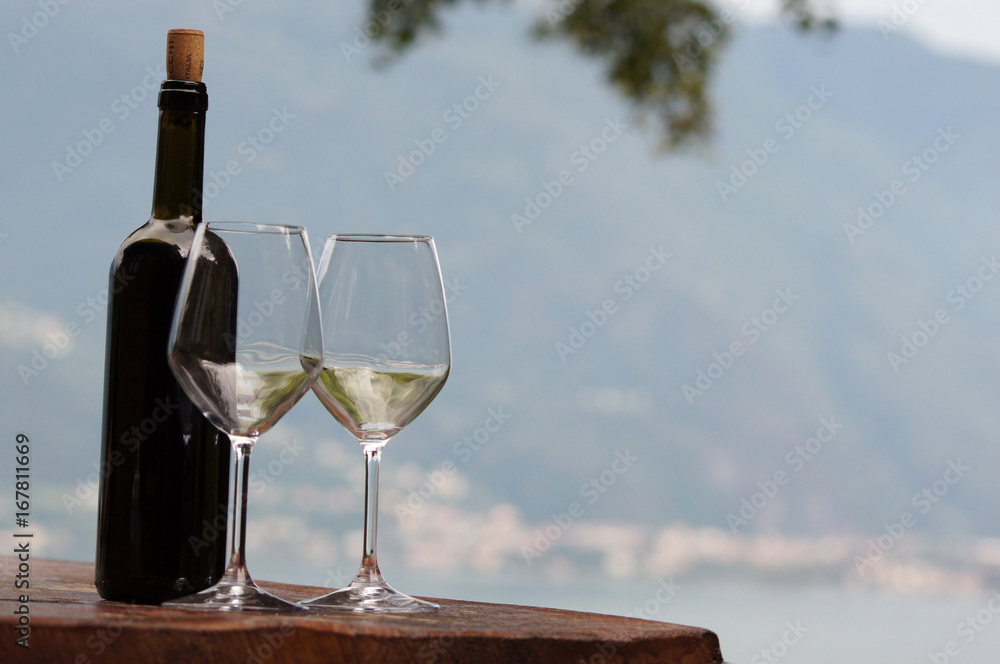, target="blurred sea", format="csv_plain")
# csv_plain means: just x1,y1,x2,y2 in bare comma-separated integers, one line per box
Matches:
395,573,1000,664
